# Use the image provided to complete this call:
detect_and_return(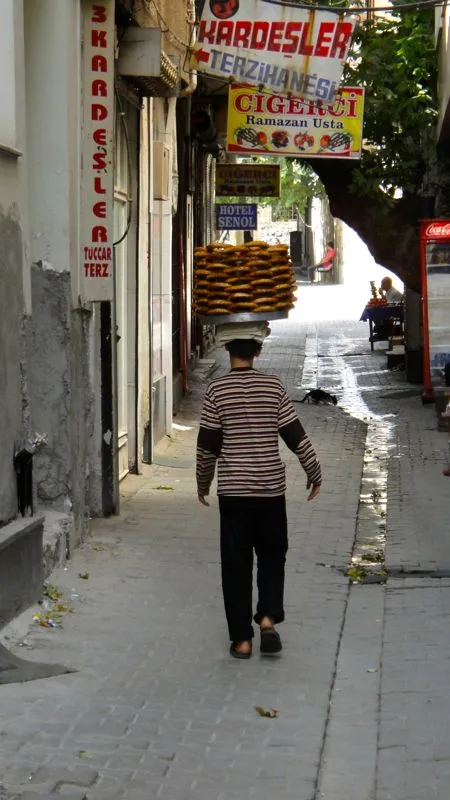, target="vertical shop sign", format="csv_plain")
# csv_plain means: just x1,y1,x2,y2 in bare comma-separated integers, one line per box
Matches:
80,1,114,301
